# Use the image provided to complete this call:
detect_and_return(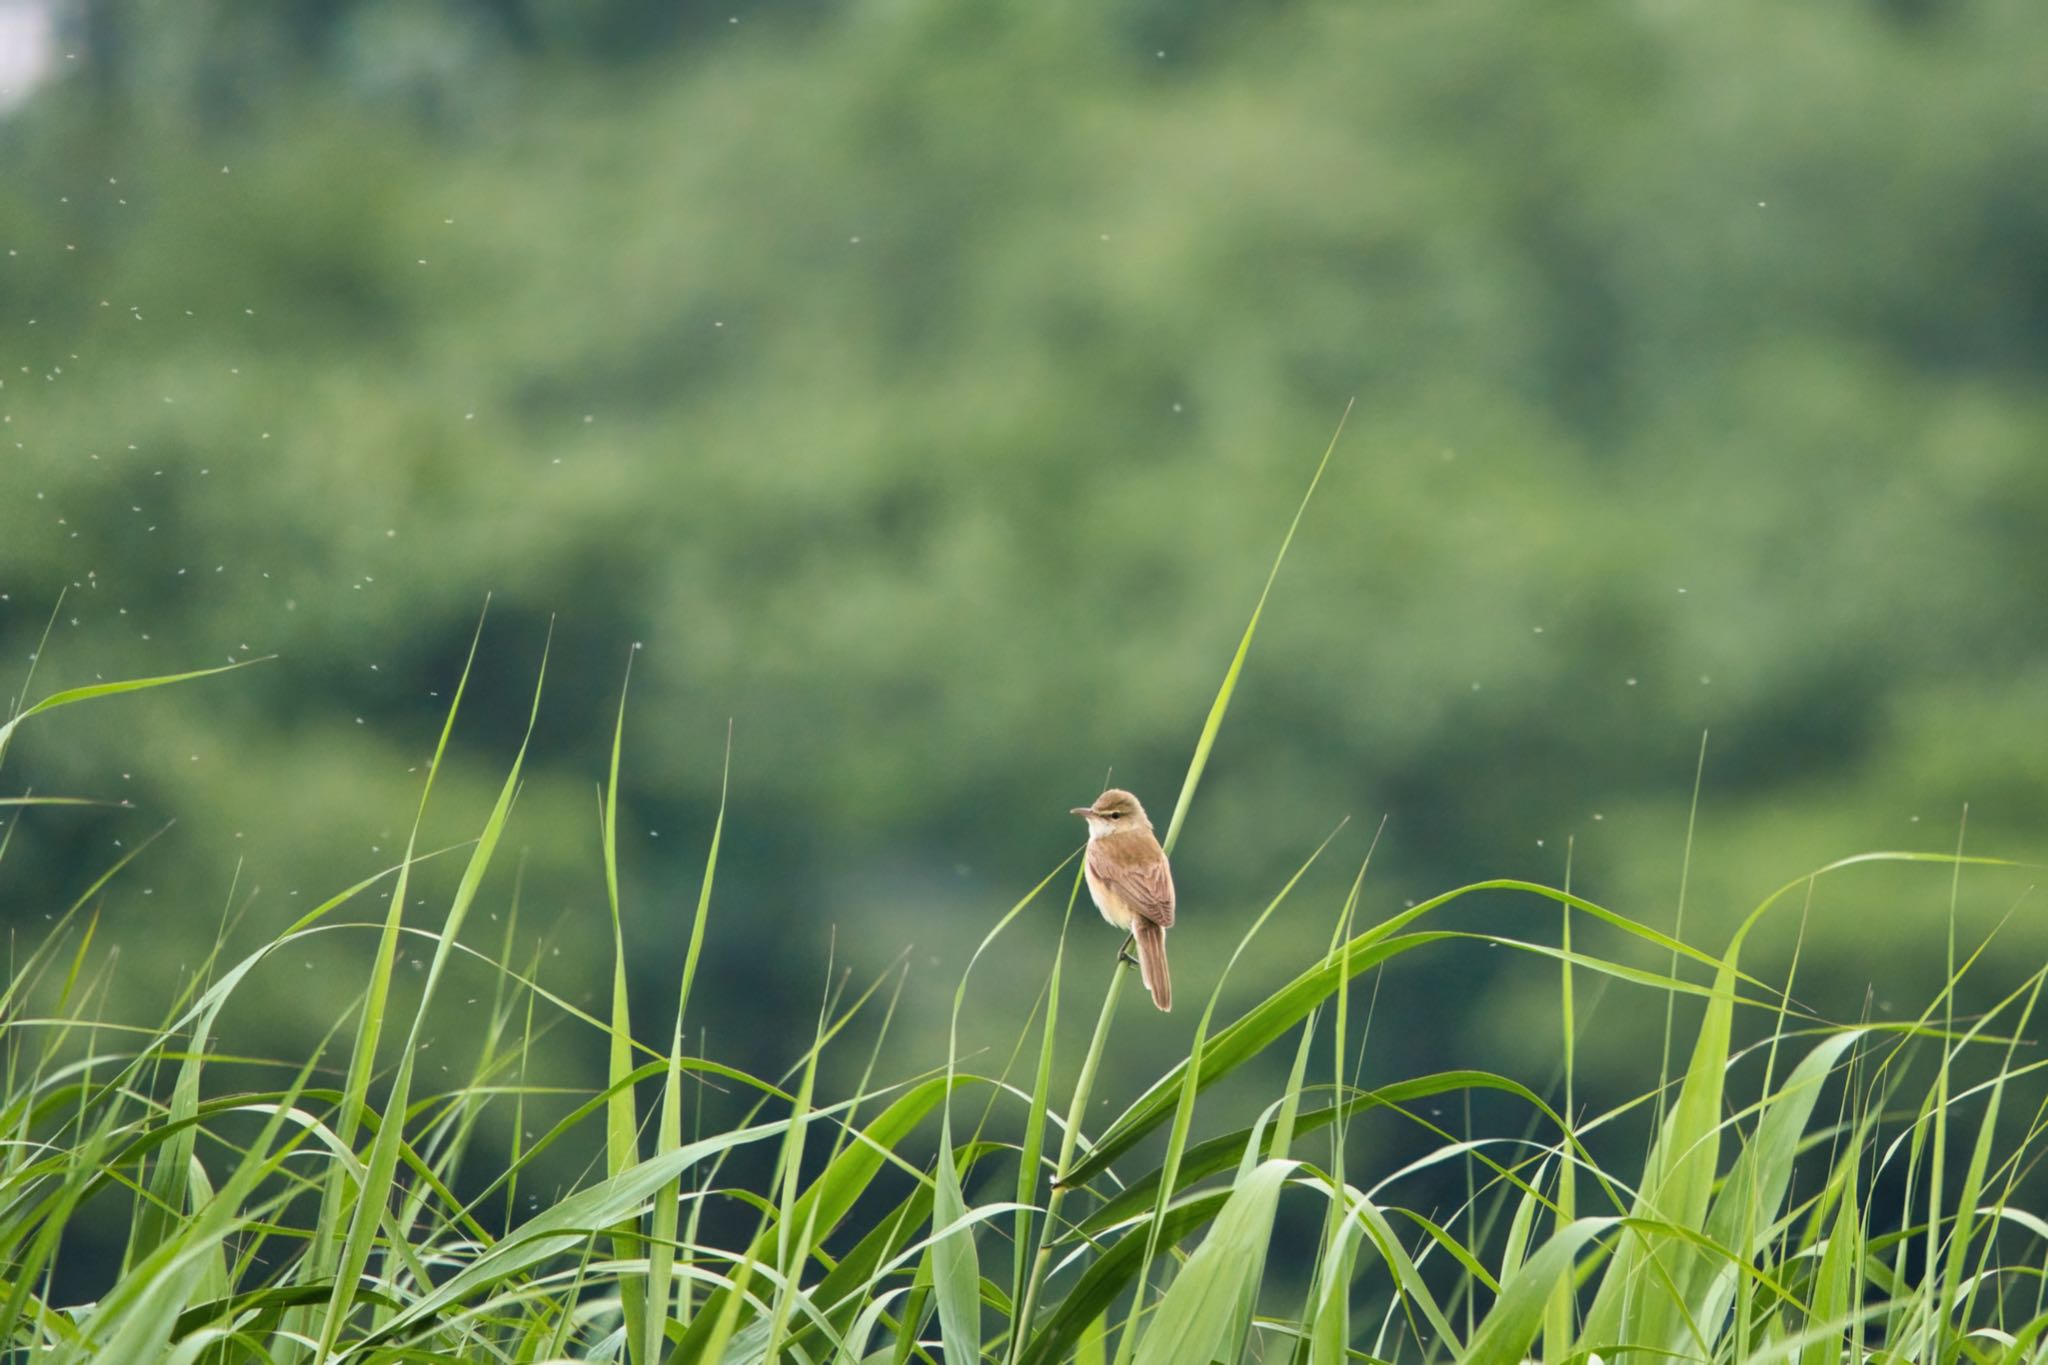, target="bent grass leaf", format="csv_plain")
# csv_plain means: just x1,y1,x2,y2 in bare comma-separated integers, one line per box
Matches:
668,1074,968,1361
1070,1070,1580,1244
1132,1159,1295,1365
1465,1217,1618,1365
1066,887,1729,1190
0,658,266,765
1575,946,1736,1360
1306,1198,1365,1365
321,624,542,1359
1679,1029,1866,1355
932,1127,982,1364
1018,1190,1233,1365
1160,401,1347,856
